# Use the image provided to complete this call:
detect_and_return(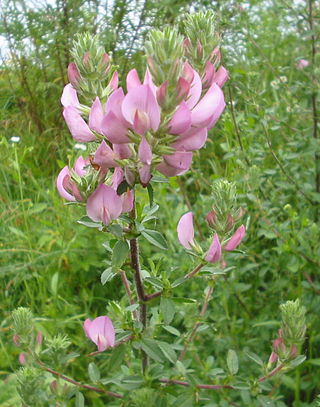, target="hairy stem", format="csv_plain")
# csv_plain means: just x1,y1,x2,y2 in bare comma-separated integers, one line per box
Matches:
129,194,148,372
37,362,123,399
